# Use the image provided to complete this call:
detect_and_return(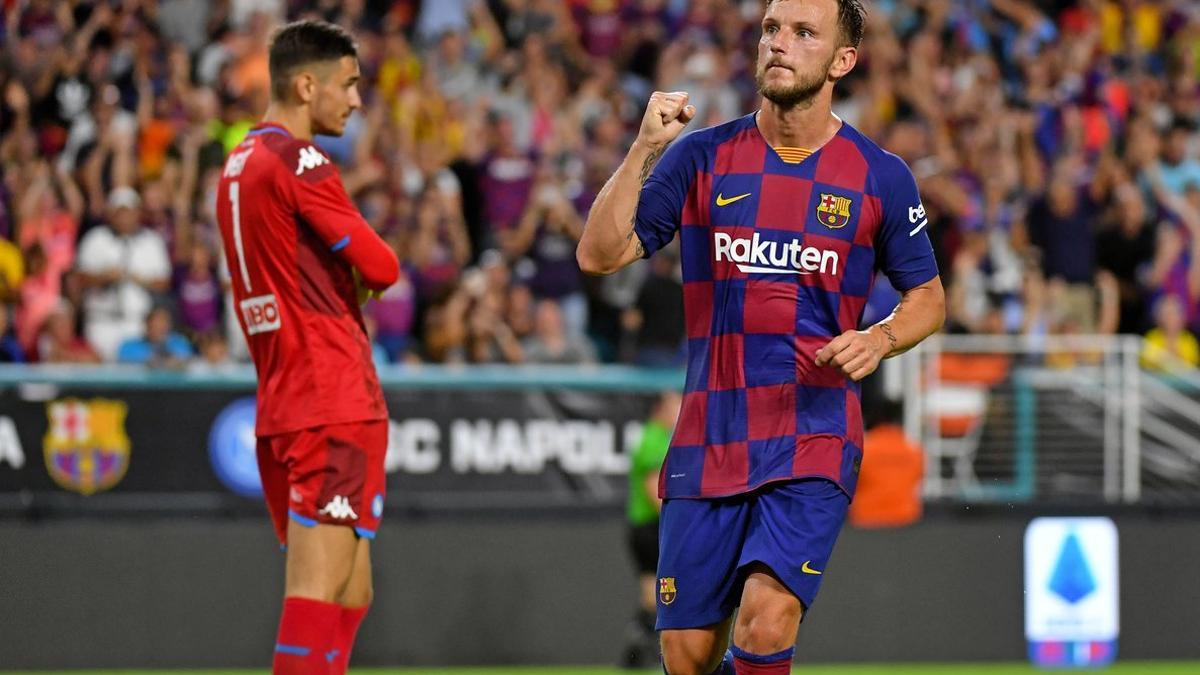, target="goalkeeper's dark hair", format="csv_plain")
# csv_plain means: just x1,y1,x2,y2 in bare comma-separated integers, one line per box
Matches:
764,0,867,48
268,20,358,101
